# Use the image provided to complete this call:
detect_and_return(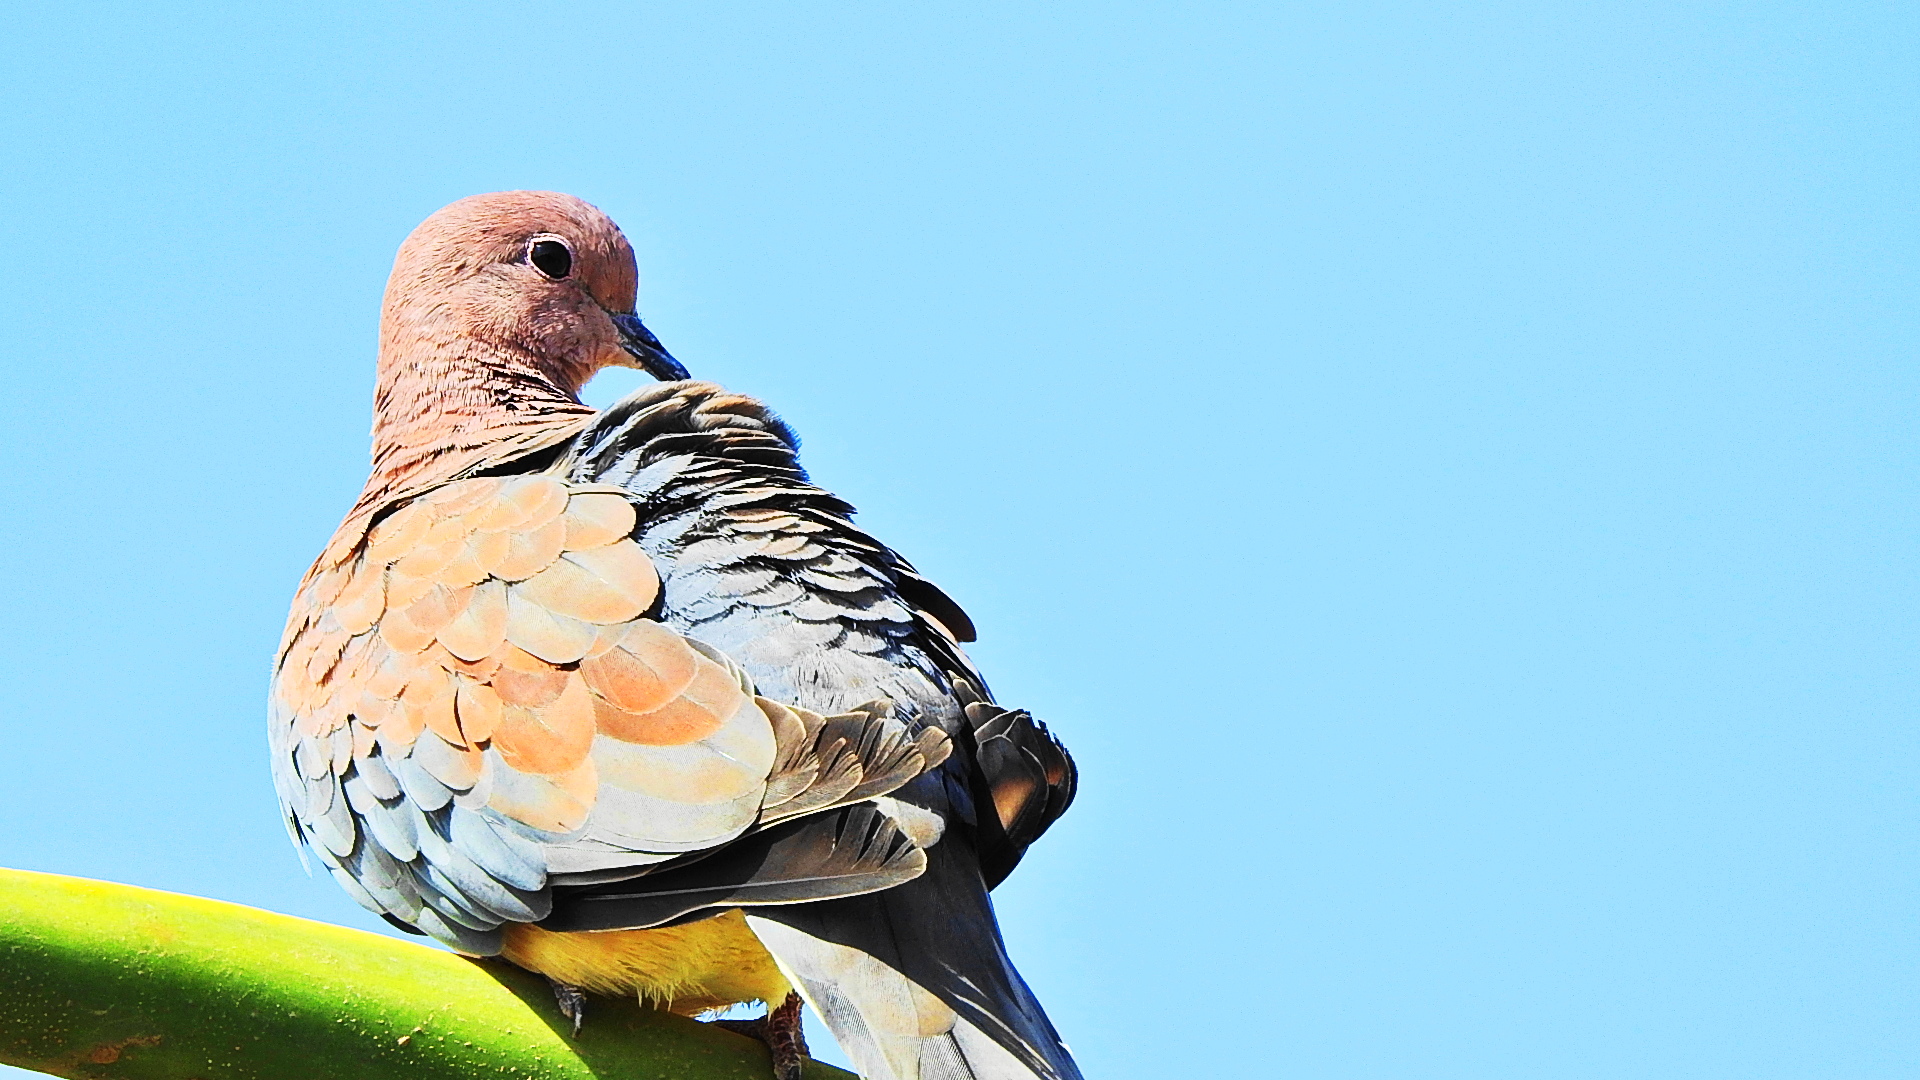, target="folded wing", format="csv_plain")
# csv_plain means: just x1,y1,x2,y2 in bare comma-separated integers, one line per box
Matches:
270,474,948,953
